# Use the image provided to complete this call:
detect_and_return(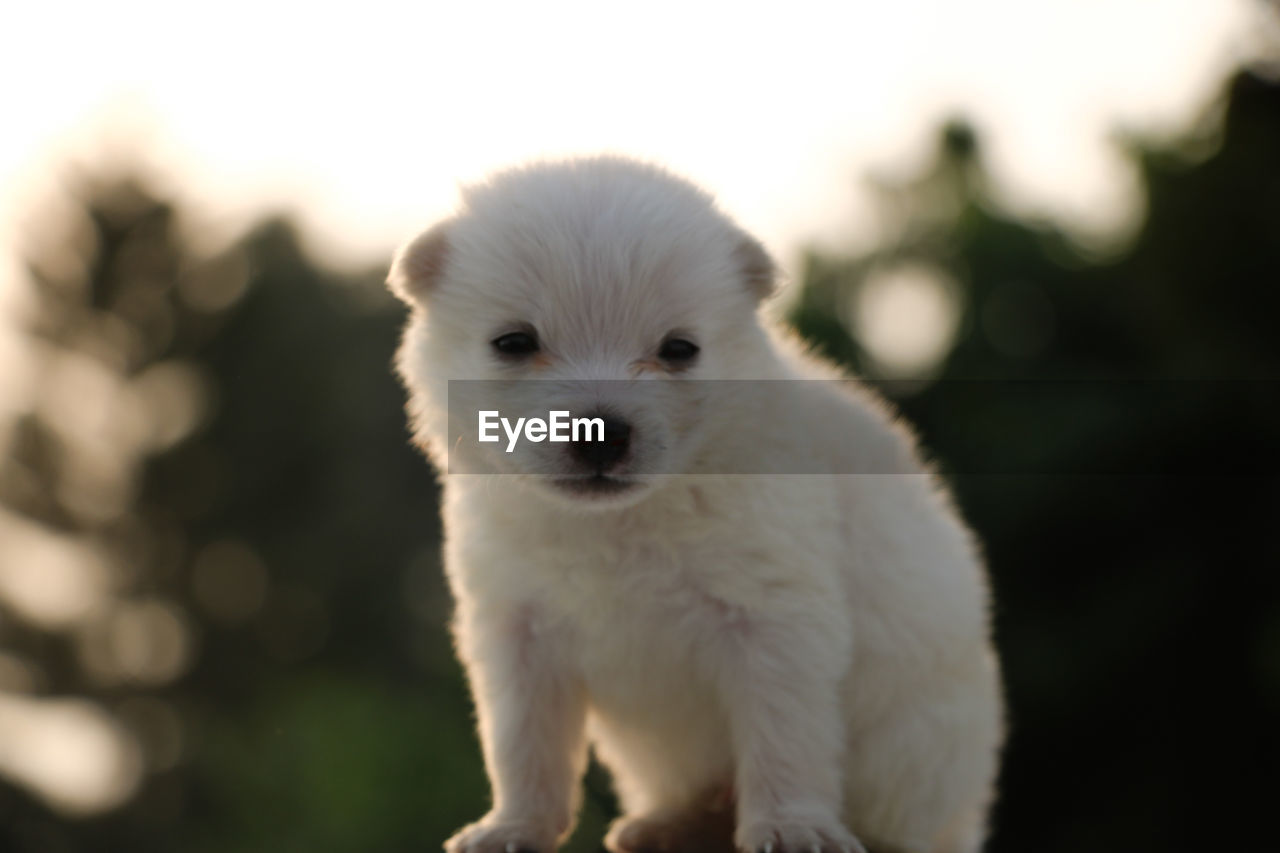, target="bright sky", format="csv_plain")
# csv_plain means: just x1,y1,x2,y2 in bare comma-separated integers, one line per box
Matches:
0,0,1269,285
